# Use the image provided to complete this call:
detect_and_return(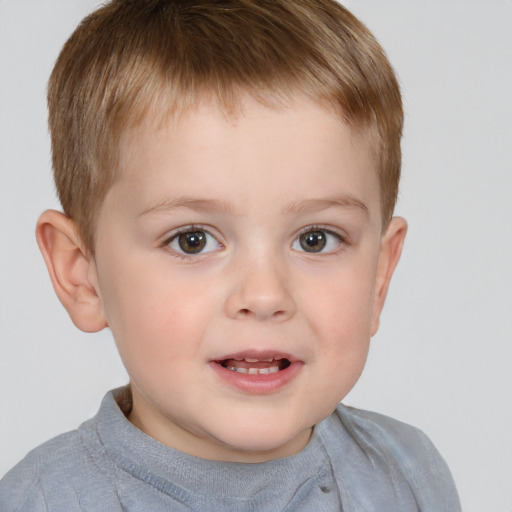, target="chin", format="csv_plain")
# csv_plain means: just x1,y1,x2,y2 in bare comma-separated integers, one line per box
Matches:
206,420,313,462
